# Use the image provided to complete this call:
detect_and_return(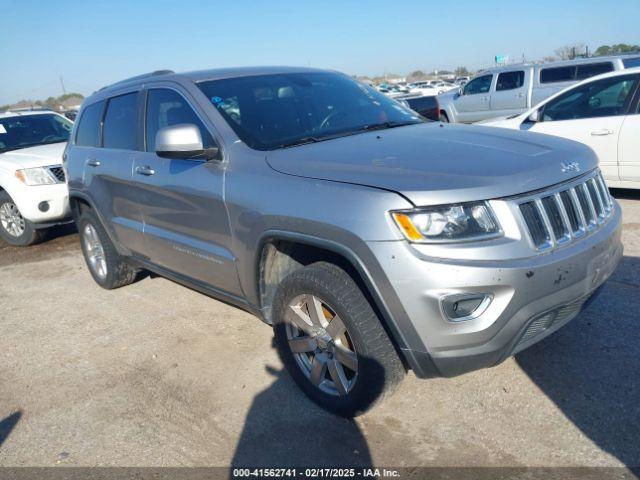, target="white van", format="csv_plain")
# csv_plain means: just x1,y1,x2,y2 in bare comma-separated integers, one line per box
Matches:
438,54,640,123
